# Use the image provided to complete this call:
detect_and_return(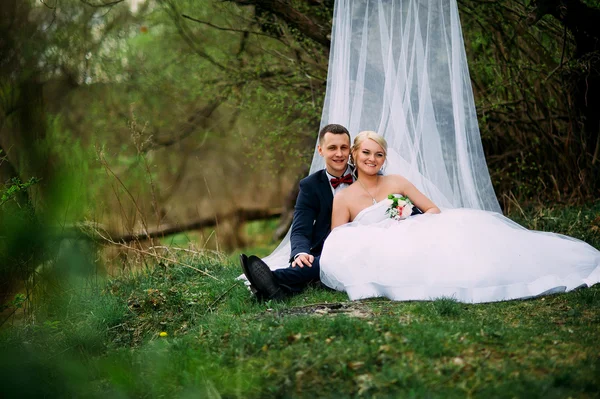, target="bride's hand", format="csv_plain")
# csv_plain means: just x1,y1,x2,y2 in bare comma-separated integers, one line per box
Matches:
292,253,314,268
